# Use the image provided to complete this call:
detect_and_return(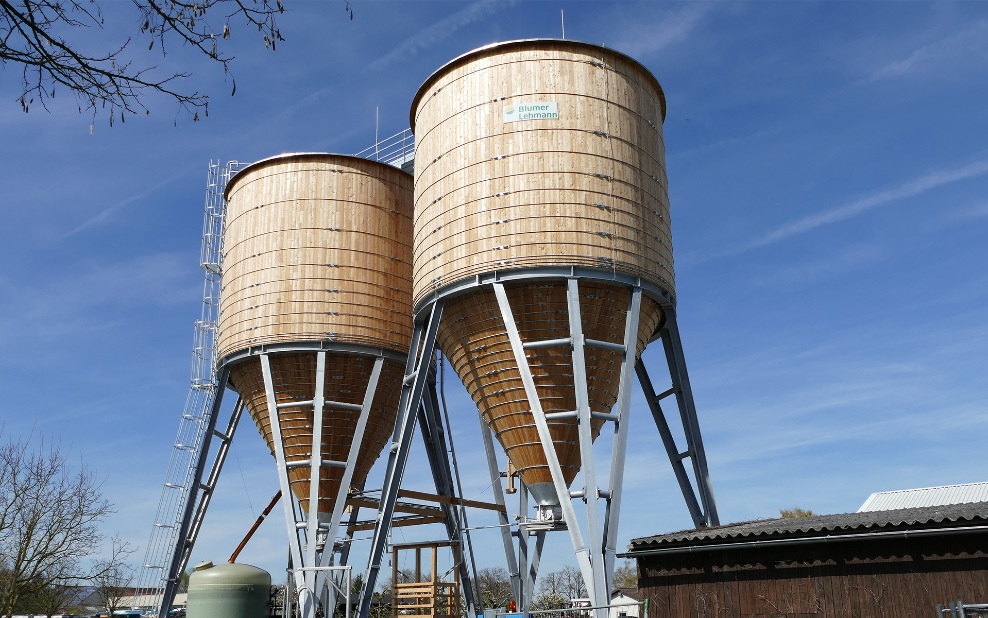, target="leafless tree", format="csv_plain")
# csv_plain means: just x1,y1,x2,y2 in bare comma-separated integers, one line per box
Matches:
91,537,136,615
539,565,587,602
0,433,114,618
0,0,353,123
